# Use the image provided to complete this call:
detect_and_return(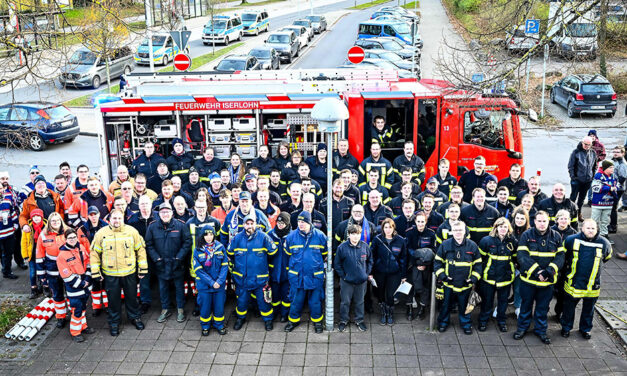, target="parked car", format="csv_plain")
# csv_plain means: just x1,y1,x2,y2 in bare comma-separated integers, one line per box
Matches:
280,26,309,48
248,46,280,69
202,14,243,45
505,25,539,52
214,55,261,72
379,6,421,23
135,33,180,66
292,19,314,41
60,46,134,89
240,10,270,36
0,102,79,151
305,15,327,33
550,74,617,118
355,37,420,61
362,48,418,74
341,58,415,78
265,31,299,63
